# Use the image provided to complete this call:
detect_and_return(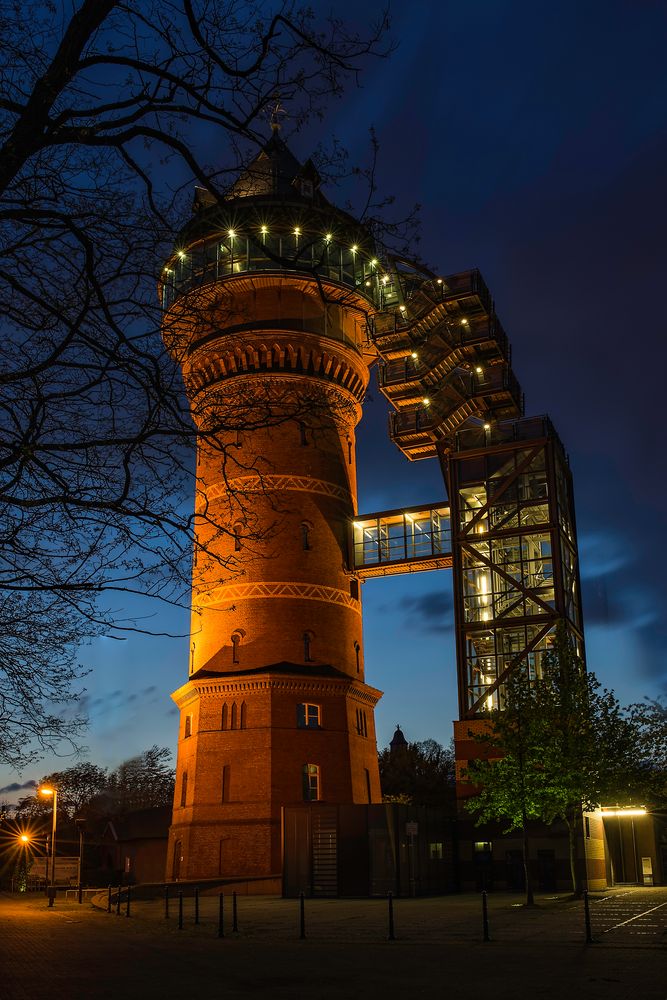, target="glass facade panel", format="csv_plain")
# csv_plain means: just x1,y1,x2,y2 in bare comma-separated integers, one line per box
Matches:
353,507,451,570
